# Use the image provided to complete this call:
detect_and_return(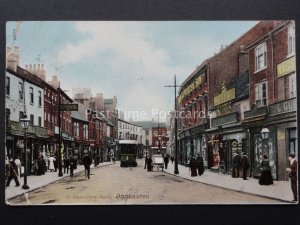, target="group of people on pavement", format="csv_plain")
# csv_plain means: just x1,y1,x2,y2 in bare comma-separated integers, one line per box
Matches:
189,153,205,177
232,152,250,180
144,154,171,172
